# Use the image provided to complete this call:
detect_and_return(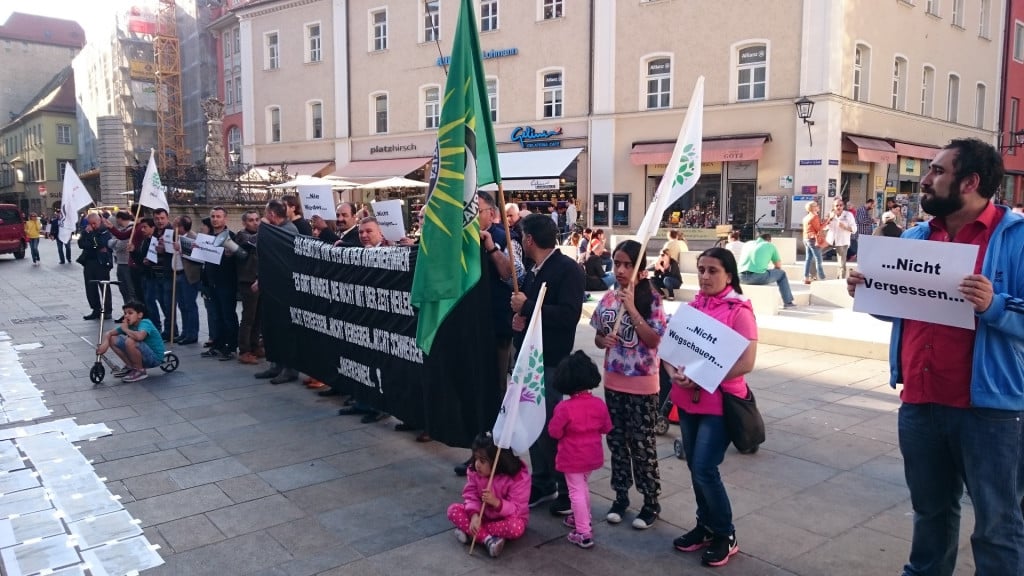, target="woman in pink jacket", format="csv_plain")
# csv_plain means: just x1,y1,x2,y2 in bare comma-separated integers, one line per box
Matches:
664,247,758,568
447,432,531,558
548,351,613,549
